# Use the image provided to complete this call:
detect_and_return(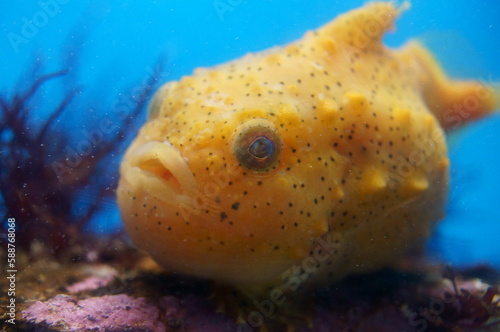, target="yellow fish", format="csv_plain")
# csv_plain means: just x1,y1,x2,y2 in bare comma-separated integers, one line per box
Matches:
117,2,499,298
